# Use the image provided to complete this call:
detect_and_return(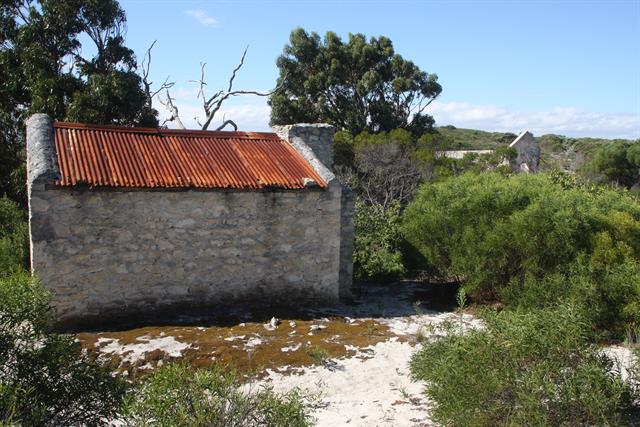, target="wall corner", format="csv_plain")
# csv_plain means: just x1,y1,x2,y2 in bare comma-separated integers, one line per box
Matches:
26,114,58,275
338,185,356,300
